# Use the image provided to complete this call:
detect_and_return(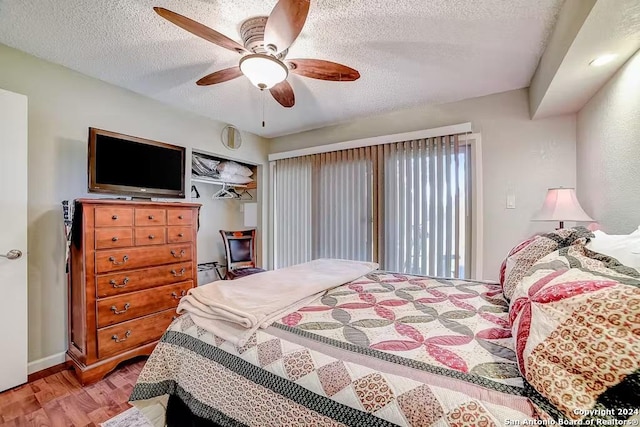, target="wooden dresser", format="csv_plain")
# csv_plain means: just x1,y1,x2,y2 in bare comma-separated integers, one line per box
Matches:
67,199,200,385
